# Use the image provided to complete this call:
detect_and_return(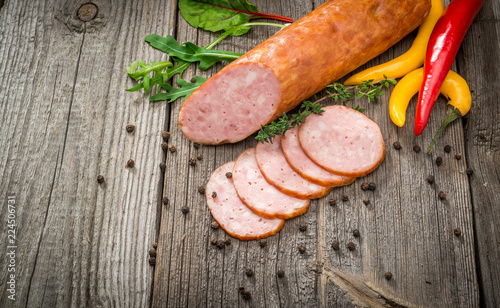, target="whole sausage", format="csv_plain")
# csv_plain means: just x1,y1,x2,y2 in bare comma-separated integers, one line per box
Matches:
178,0,431,145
